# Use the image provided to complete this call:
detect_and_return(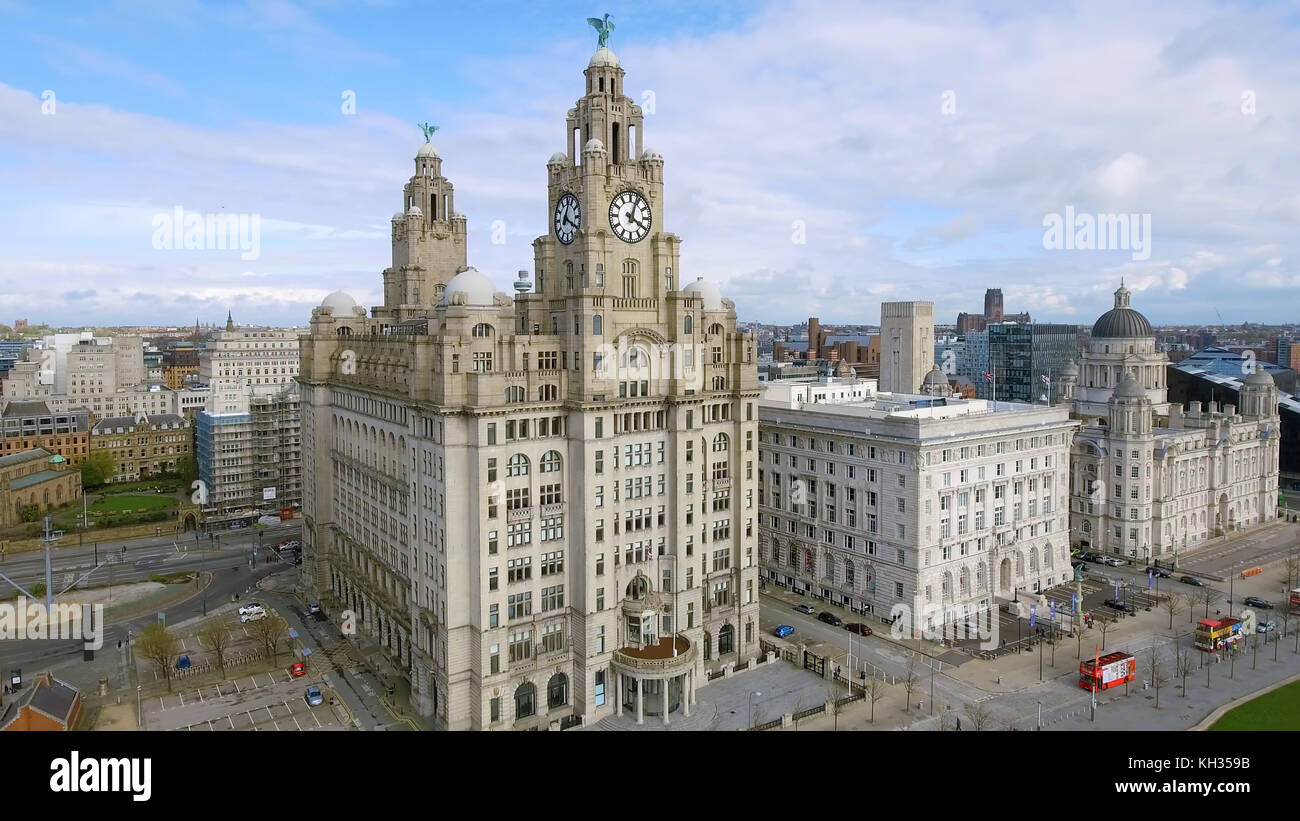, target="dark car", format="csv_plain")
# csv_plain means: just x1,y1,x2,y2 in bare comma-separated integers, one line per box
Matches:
1103,599,1134,613
1144,567,1172,579
1243,596,1273,609
844,623,873,636
793,603,816,615
817,611,844,627
1180,575,1204,587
